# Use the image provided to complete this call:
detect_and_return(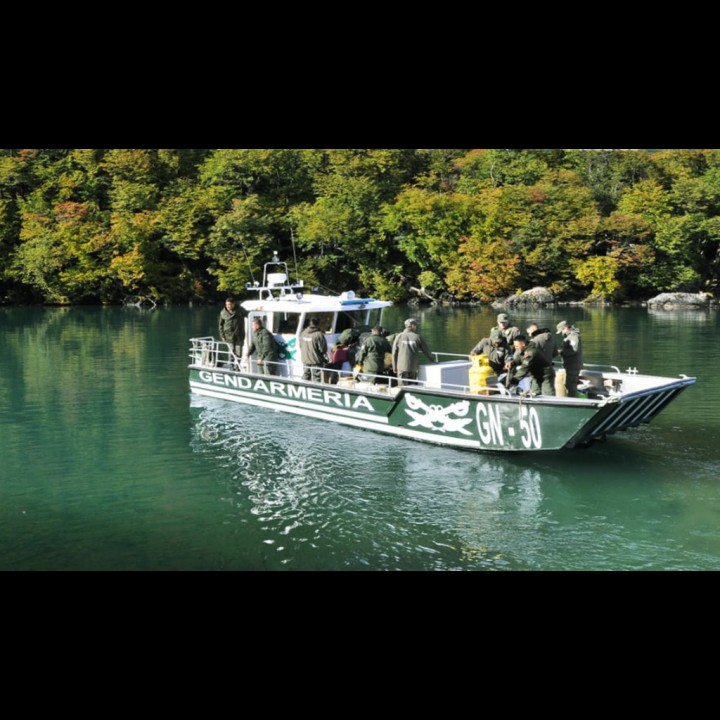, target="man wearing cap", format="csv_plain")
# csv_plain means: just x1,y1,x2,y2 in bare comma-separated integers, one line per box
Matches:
556,321,583,397
493,313,520,346
523,323,557,396
391,318,434,385
469,329,508,374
